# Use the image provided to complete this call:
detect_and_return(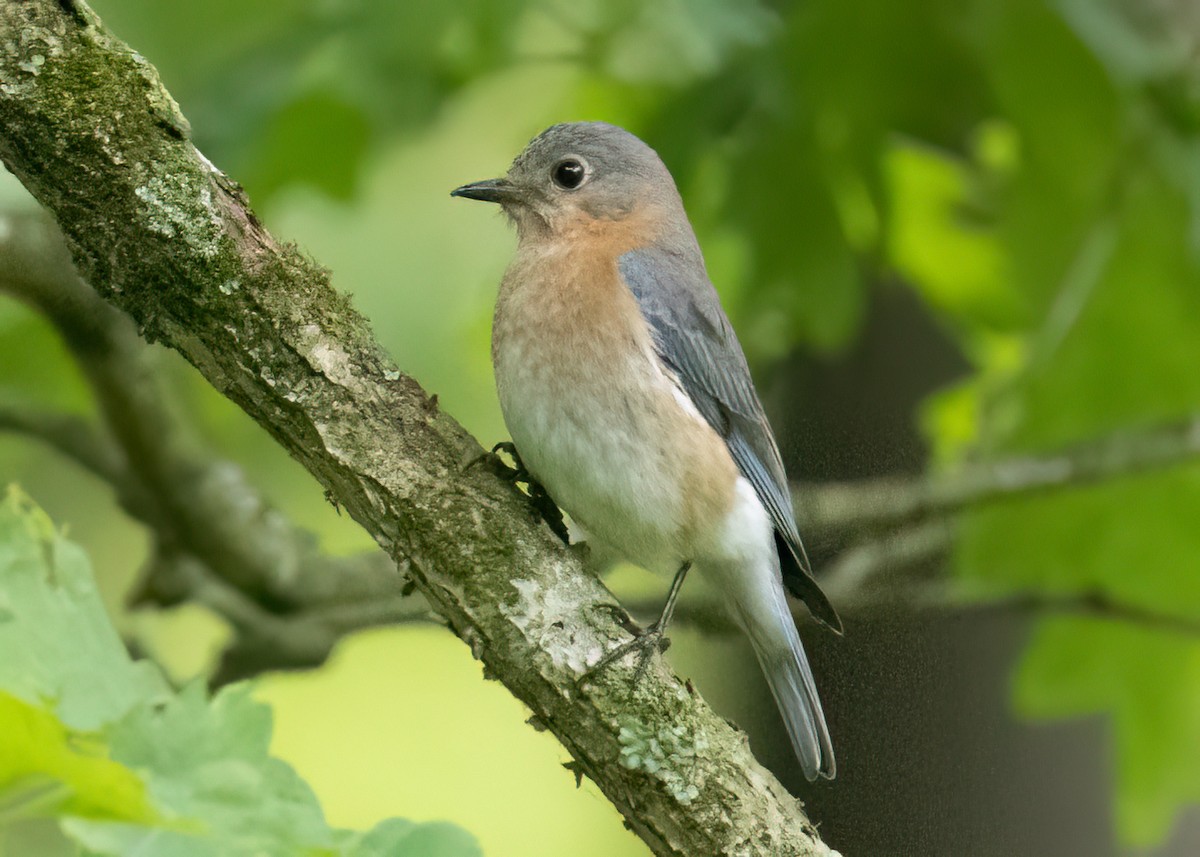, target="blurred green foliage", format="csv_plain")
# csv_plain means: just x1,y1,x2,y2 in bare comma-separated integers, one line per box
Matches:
0,489,480,856
3,0,1200,852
